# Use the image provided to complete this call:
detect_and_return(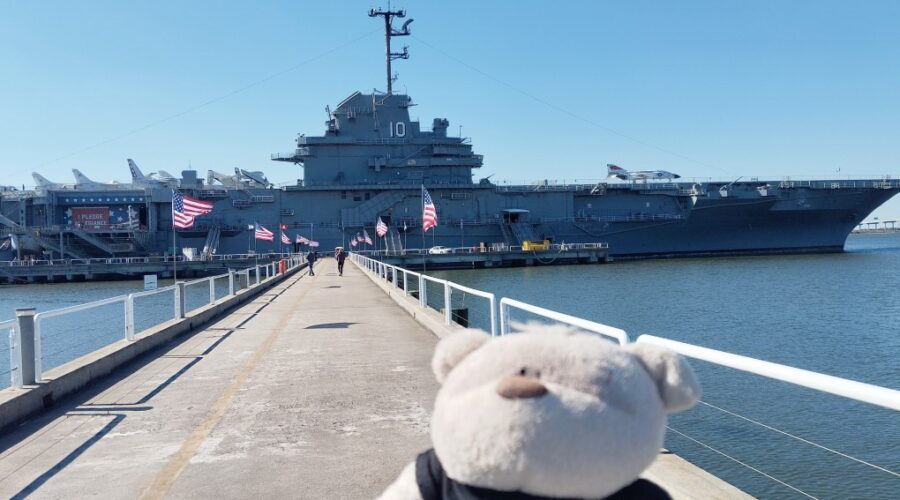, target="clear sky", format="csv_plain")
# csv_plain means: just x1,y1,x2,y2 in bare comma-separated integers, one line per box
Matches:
2,0,898,221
